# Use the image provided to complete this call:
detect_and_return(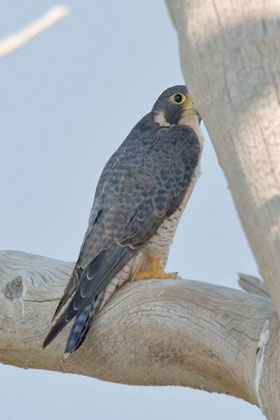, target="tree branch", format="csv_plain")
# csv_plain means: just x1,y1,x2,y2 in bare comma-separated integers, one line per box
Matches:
0,250,279,416
0,5,70,58
165,0,280,320
238,273,270,298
